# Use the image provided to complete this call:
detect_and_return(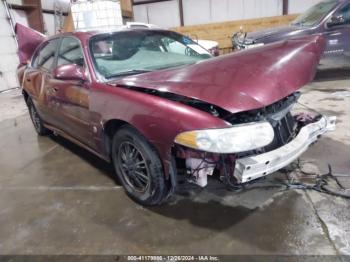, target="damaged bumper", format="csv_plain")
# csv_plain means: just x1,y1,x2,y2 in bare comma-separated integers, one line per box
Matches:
234,116,336,183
